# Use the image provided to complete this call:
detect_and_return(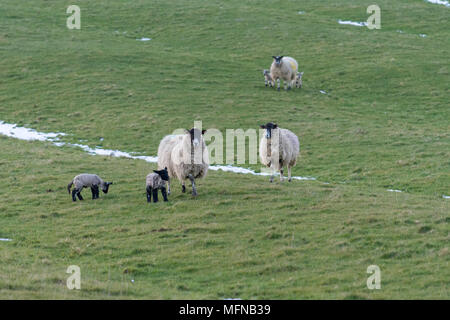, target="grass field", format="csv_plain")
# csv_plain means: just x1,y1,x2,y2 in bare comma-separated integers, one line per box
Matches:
0,0,449,299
